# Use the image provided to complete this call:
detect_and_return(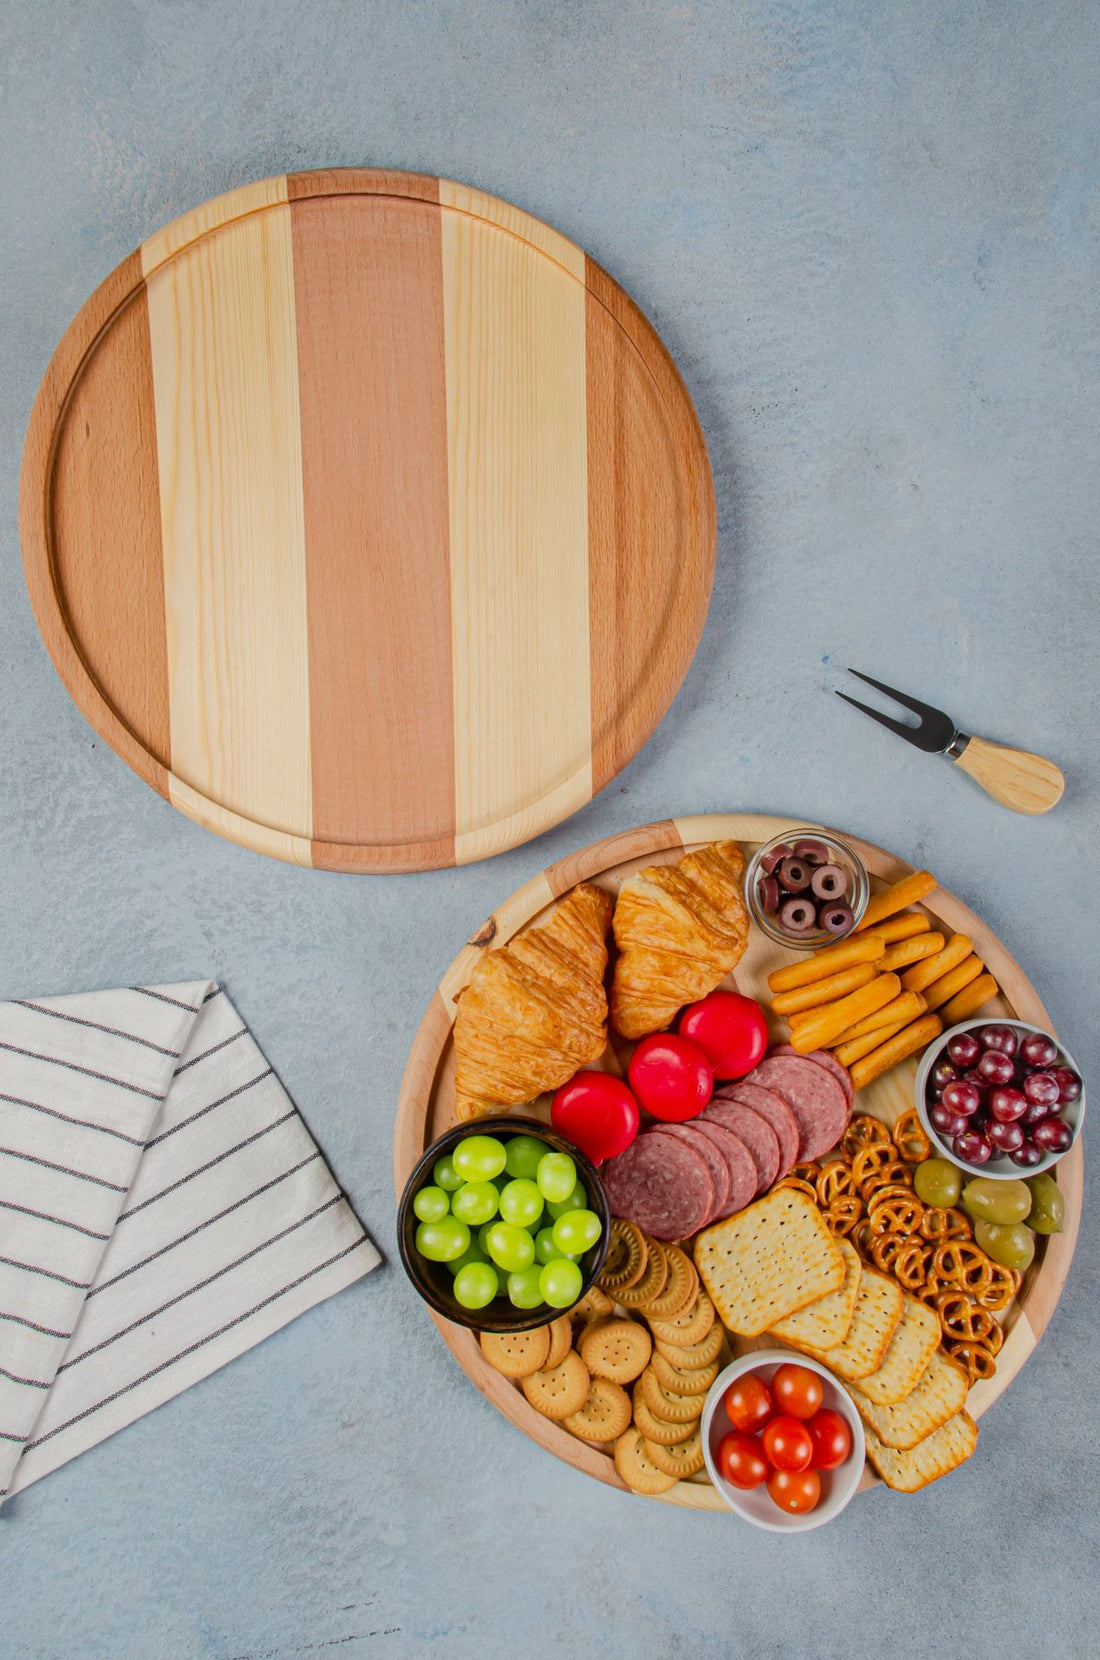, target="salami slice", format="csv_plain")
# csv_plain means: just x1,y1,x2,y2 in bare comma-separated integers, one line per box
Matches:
600,1131,715,1240
771,1043,854,1110
746,1054,851,1162
690,1119,758,1217
698,1100,779,1196
649,1123,730,1226
711,1081,800,1178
